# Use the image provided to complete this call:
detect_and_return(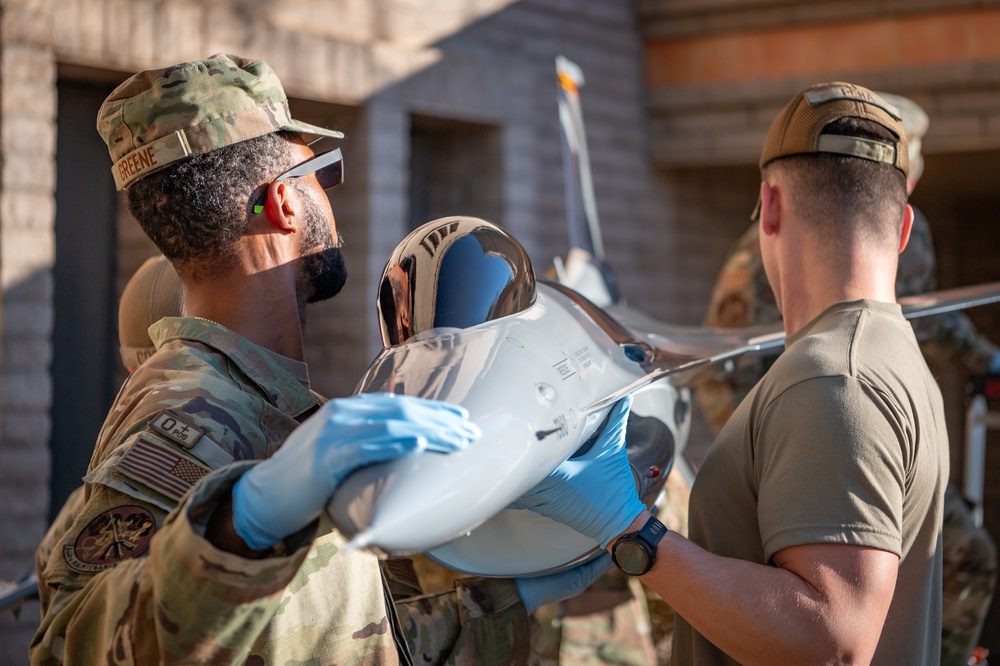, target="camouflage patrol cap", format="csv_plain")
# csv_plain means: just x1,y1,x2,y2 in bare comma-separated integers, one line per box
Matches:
118,254,183,371
760,82,909,179
98,53,344,191
877,91,929,182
